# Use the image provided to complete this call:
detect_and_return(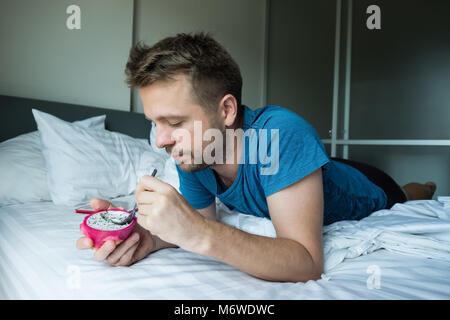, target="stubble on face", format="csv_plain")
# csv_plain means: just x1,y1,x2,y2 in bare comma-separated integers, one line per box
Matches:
173,111,227,172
